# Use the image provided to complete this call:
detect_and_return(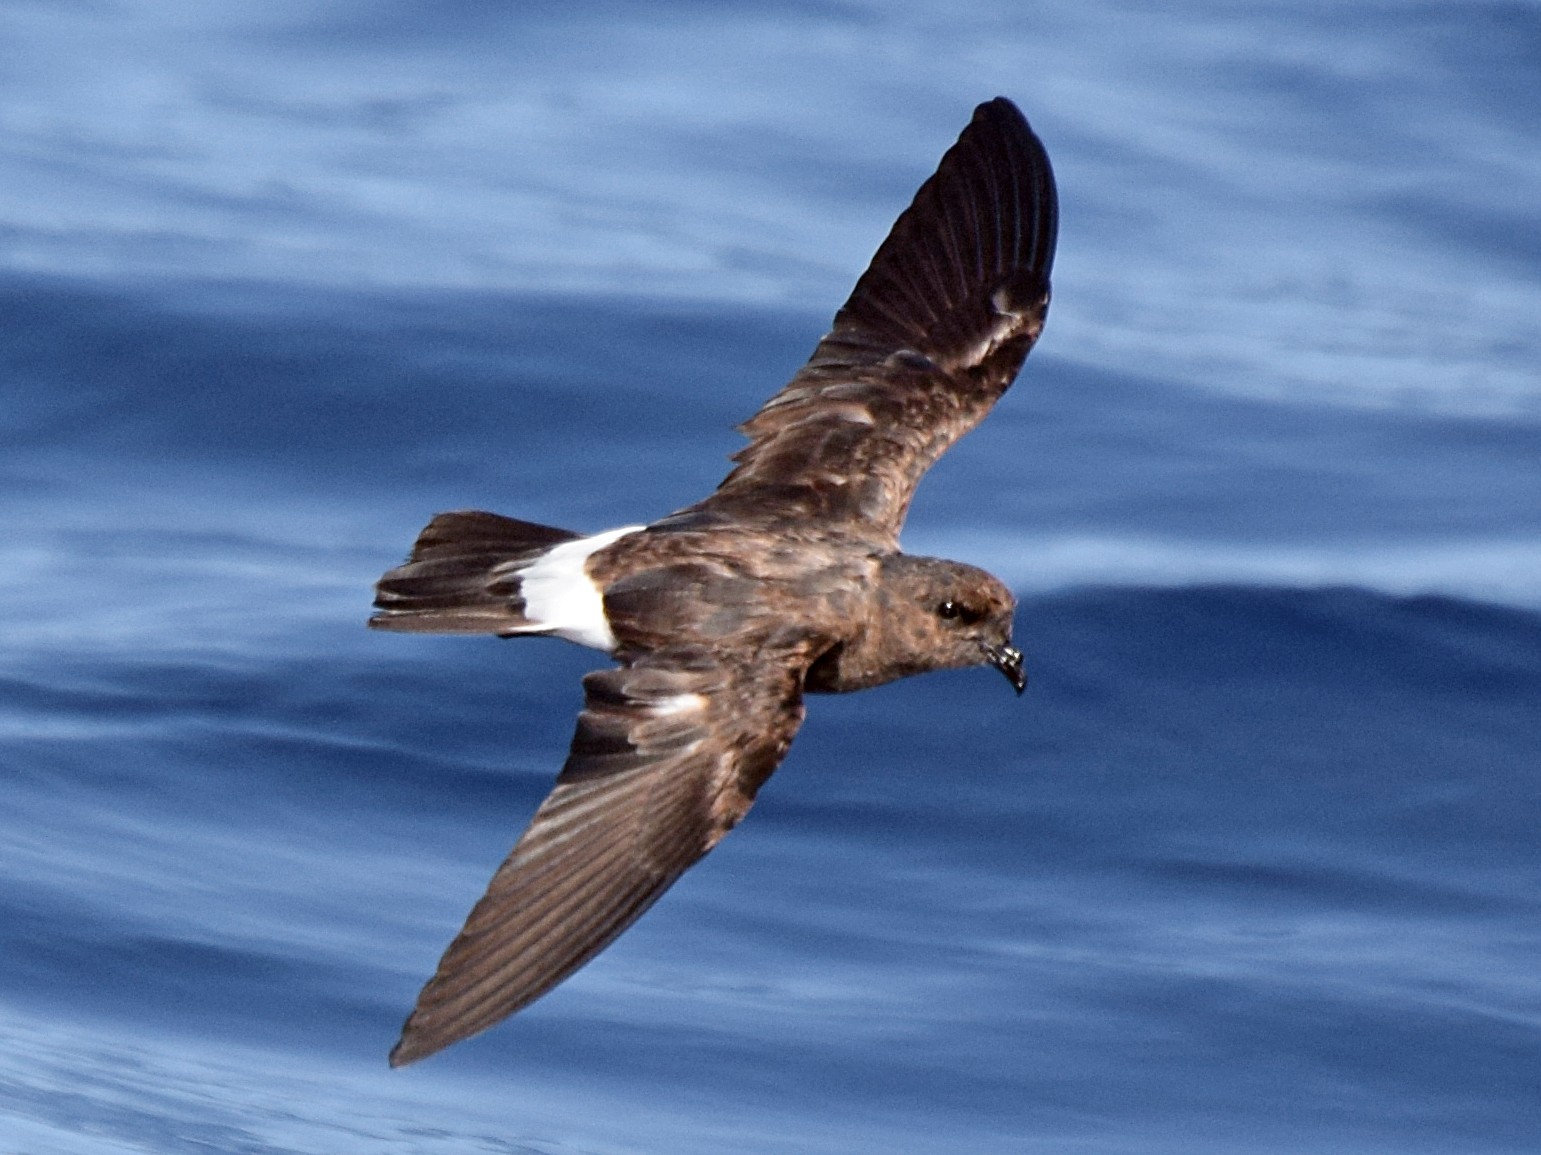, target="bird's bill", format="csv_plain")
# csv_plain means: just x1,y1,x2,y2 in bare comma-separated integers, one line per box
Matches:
981,642,1027,695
